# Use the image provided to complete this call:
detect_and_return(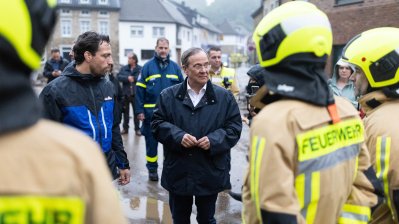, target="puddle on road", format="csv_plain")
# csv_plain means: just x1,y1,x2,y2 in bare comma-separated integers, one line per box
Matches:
121,196,173,223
